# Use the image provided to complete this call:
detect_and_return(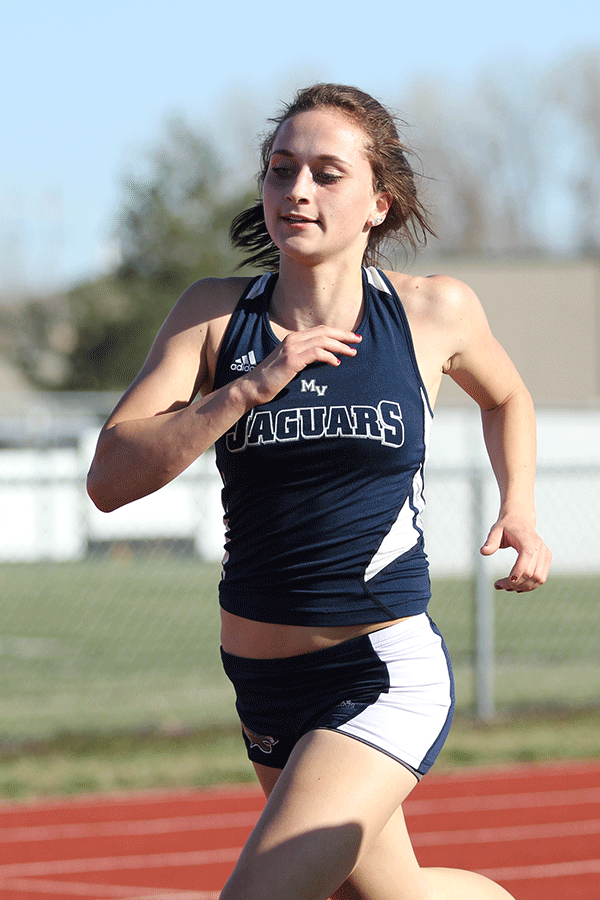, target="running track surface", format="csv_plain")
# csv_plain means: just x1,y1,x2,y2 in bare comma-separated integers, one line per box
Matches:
1,760,598,899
